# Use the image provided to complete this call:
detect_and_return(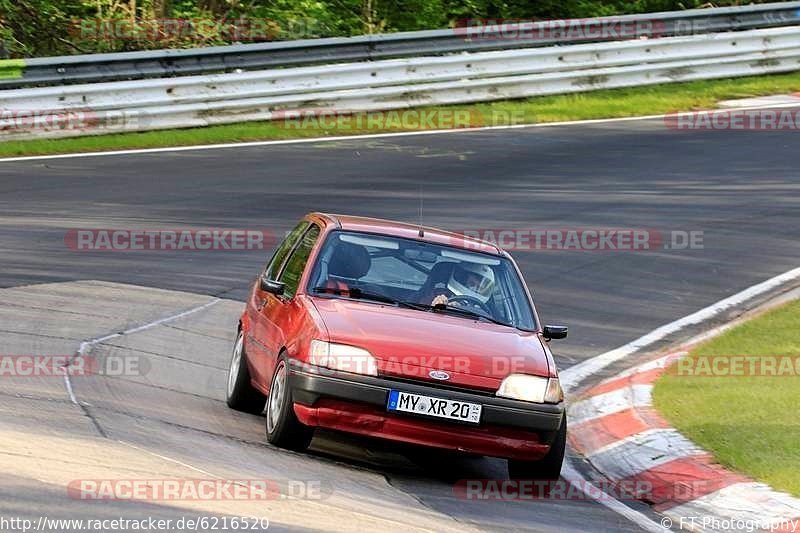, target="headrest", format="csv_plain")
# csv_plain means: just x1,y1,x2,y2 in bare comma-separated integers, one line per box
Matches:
328,242,371,279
